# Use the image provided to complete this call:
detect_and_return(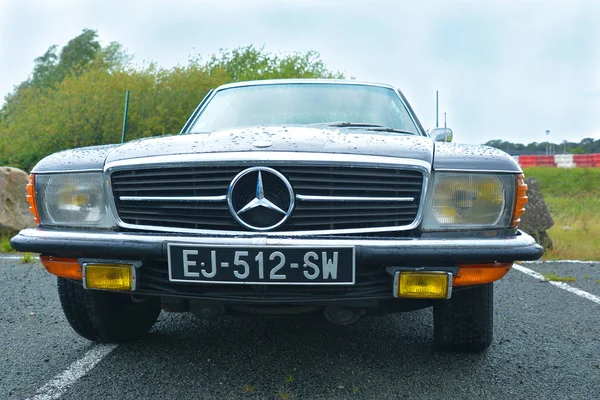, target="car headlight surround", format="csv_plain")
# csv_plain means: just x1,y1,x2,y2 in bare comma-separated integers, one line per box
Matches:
35,173,114,228
422,172,515,230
